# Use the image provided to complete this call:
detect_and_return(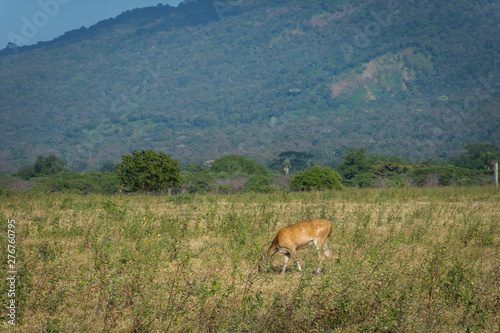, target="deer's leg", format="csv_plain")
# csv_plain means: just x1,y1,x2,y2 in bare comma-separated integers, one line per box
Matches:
314,239,334,273
282,253,290,275
296,258,302,272
323,239,332,261
313,239,324,273
290,248,302,272
282,249,300,274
